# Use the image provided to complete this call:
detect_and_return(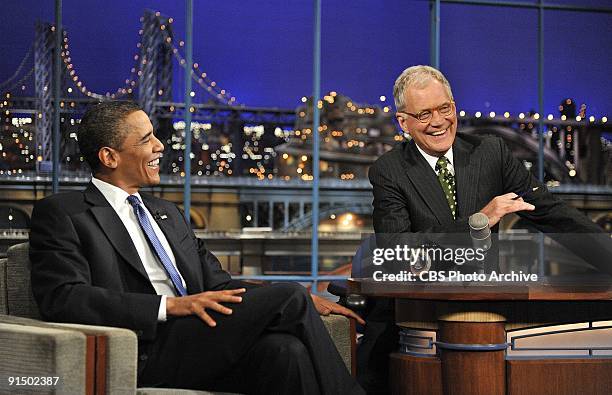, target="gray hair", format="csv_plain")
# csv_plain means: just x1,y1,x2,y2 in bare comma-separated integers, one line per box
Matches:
393,65,454,111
